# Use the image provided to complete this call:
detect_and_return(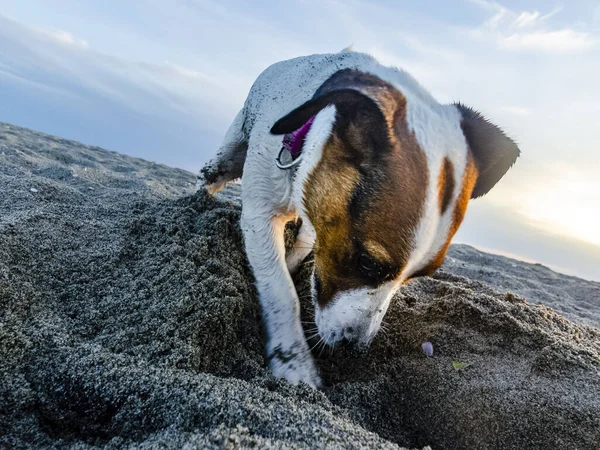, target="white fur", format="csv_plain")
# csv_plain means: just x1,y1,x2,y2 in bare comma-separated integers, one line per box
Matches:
314,281,398,347
401,104,468,279
204,51,471,387
290,105,337,219
285,222,316,275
